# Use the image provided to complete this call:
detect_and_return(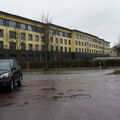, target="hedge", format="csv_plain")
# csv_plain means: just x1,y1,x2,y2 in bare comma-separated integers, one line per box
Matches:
18,59,120,69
